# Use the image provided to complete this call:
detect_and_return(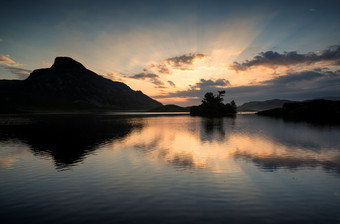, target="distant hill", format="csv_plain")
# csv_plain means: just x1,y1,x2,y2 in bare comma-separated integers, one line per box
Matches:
257,99,340,123
148,104,190,112
0,57,162,112
237,99,293,112
312,97,340,101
